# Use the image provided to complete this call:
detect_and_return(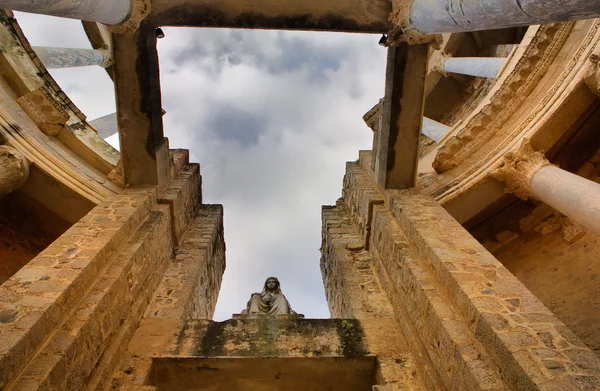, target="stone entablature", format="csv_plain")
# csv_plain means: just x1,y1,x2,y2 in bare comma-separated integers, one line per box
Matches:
416,19,600,223
324,151,600,390
432,23,572,174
